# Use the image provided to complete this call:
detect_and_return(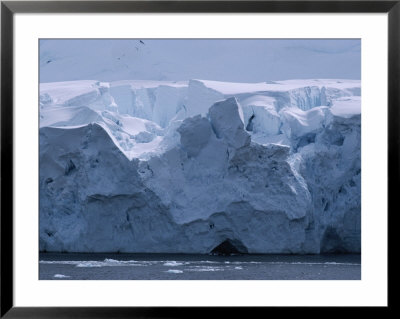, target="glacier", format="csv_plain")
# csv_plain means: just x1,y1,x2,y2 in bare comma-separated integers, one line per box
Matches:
39,78,361,254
